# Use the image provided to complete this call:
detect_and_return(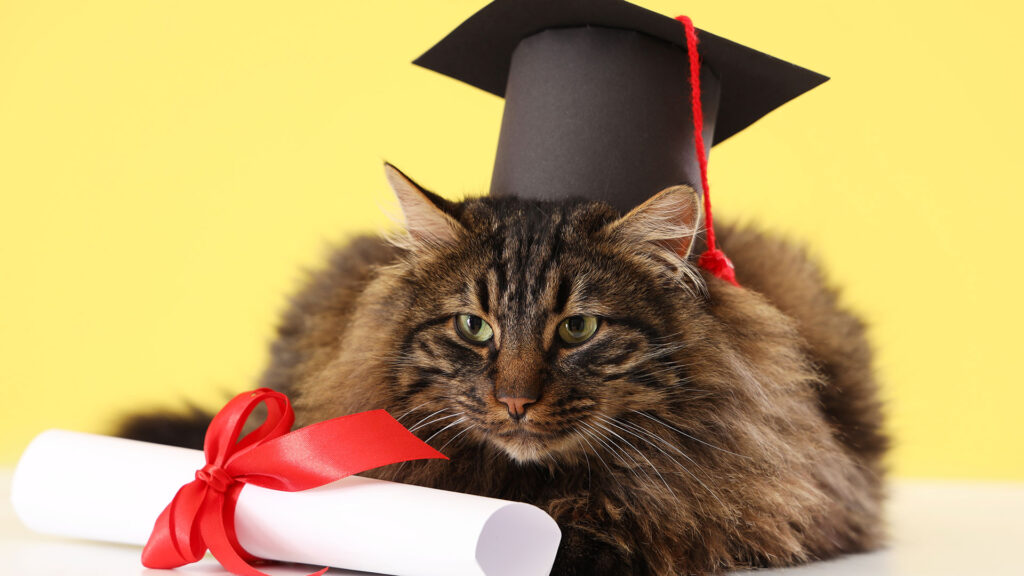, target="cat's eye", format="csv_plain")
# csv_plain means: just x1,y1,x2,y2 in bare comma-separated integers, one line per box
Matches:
557,315,599,345
455,313,494,344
